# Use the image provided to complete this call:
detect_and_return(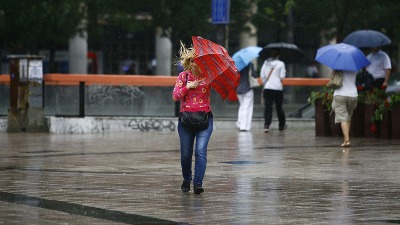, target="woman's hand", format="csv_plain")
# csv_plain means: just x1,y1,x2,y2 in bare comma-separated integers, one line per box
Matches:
186,79,204,89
